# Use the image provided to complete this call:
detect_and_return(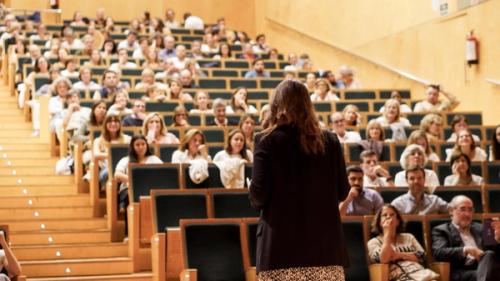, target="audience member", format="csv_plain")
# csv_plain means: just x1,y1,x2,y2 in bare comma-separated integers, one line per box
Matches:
212,42,232,59
360,150,394,188
239,114,256,151
490,125,500,161
414,85,459,113
419,113,443,144
135,68,168,90
73,66,102,92
226,87,258,114
110,48,137,71
367,204,439,280
358,120,386,159
379,91,412,113
61,26,84,49
444,153,484,186
93,70,126,100
158,35,176,61
132,37,150,59
183,12,204,30
213,129,253,163
142,112,179,144
321,70,338,89
343,104,361,127
310,78,339,101
329,112,361,143
207,98,238,126
167,79,193,102
432,195,500,281
252,34,270,55
376,99,411,141
179,69,198,89
190,91,211,114
304,72,316,93
171,105,190,128
394,144,440,190
336,65,362,89
339,165,384,216
447,115,481,143
164,9,179,29
201,33,219,55
244,59,270,78
392,165,448,215
107,91,132,117
122,99,146,127
407,130,440,162
171,129,210,163
238,43,257,61
61,90,91,142
49,77,73,139
446,129,487,162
